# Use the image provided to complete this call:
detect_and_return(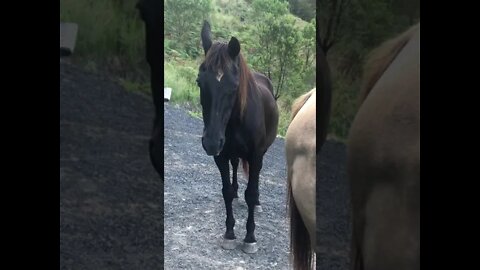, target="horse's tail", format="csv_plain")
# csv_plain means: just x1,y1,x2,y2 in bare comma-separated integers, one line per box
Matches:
287,170,313,269
241,159,249,179
291,88,316,121
359,23,420,106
